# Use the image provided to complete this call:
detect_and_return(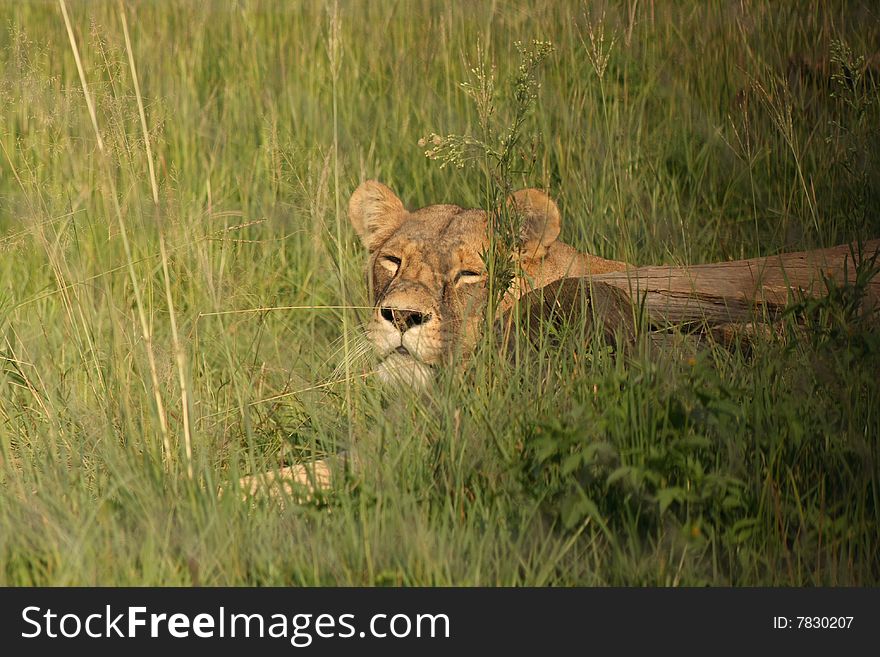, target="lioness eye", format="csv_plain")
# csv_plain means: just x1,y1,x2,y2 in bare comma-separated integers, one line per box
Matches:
380,255,401,273
456,270,482,283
